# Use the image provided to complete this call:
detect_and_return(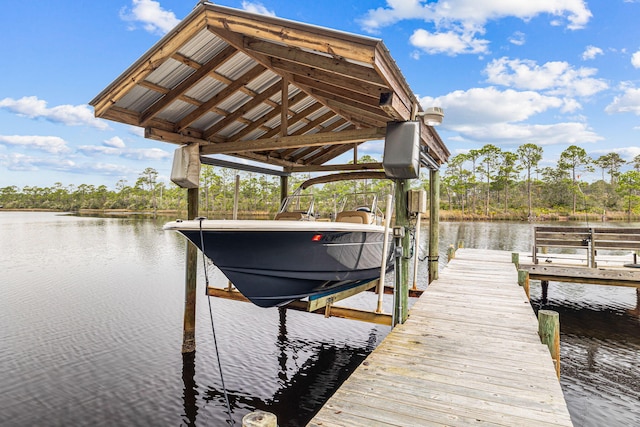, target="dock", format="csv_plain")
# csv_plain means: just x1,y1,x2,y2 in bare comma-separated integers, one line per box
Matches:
308,248,573,426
